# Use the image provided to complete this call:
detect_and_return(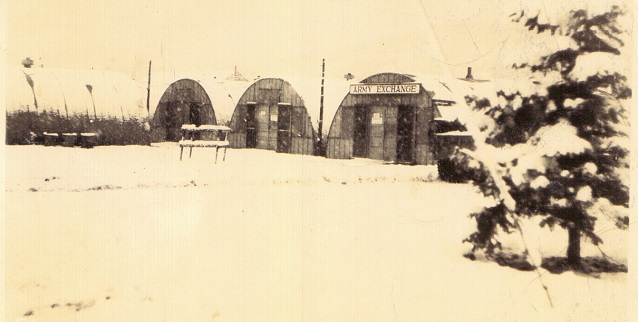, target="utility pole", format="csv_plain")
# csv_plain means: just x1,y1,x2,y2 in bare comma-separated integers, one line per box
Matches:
318,59,325,149
146,60,152,115
86,84,97,119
